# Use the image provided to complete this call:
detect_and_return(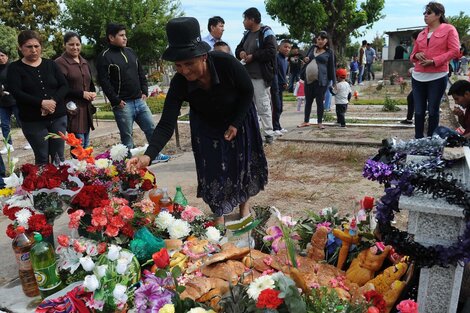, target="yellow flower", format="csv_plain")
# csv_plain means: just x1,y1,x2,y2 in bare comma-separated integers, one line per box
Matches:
143,170,155,182
0,188,15,197
158,304,175,313
108,165,118,177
